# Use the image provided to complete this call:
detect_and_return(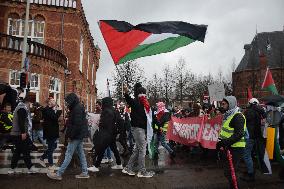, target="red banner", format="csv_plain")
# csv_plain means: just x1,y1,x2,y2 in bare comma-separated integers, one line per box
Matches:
167,116,223,149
